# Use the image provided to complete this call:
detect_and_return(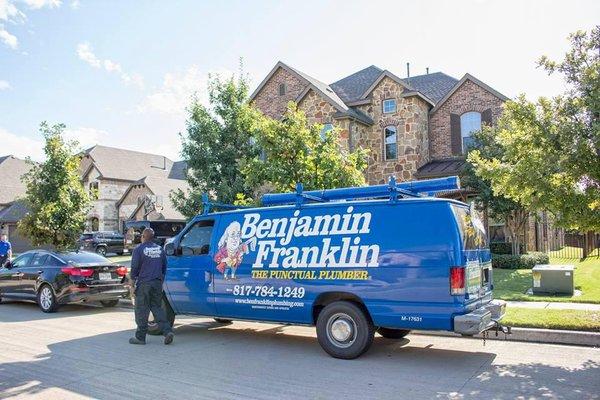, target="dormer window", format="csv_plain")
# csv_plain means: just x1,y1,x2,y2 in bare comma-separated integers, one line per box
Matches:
279,83,286,96
383,99,396,114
